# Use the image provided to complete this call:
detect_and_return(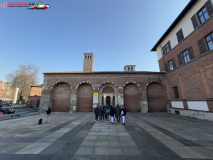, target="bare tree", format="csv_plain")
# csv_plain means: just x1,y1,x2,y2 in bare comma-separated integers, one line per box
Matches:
6,63,39,101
